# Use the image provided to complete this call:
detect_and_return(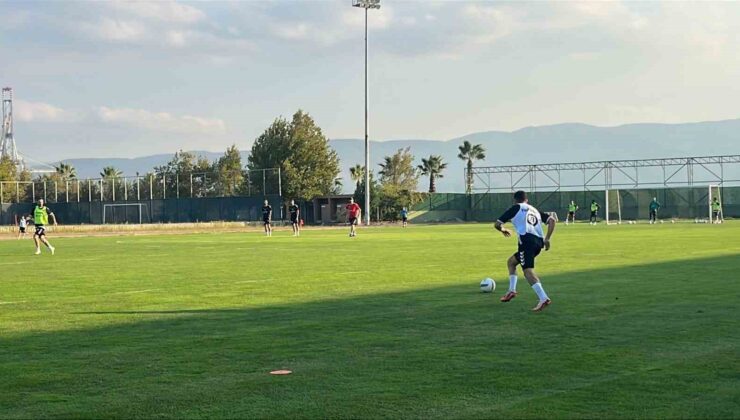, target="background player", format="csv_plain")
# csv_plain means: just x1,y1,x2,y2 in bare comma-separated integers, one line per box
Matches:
649,197,661,224
17,214,29,239
565,200,578,225
346,198,361,237
32,199,57,255
288,200,300,236
589,200,600,225
712,197,723,224
262,200,272,236
494,190,556,312
400,207,408,228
